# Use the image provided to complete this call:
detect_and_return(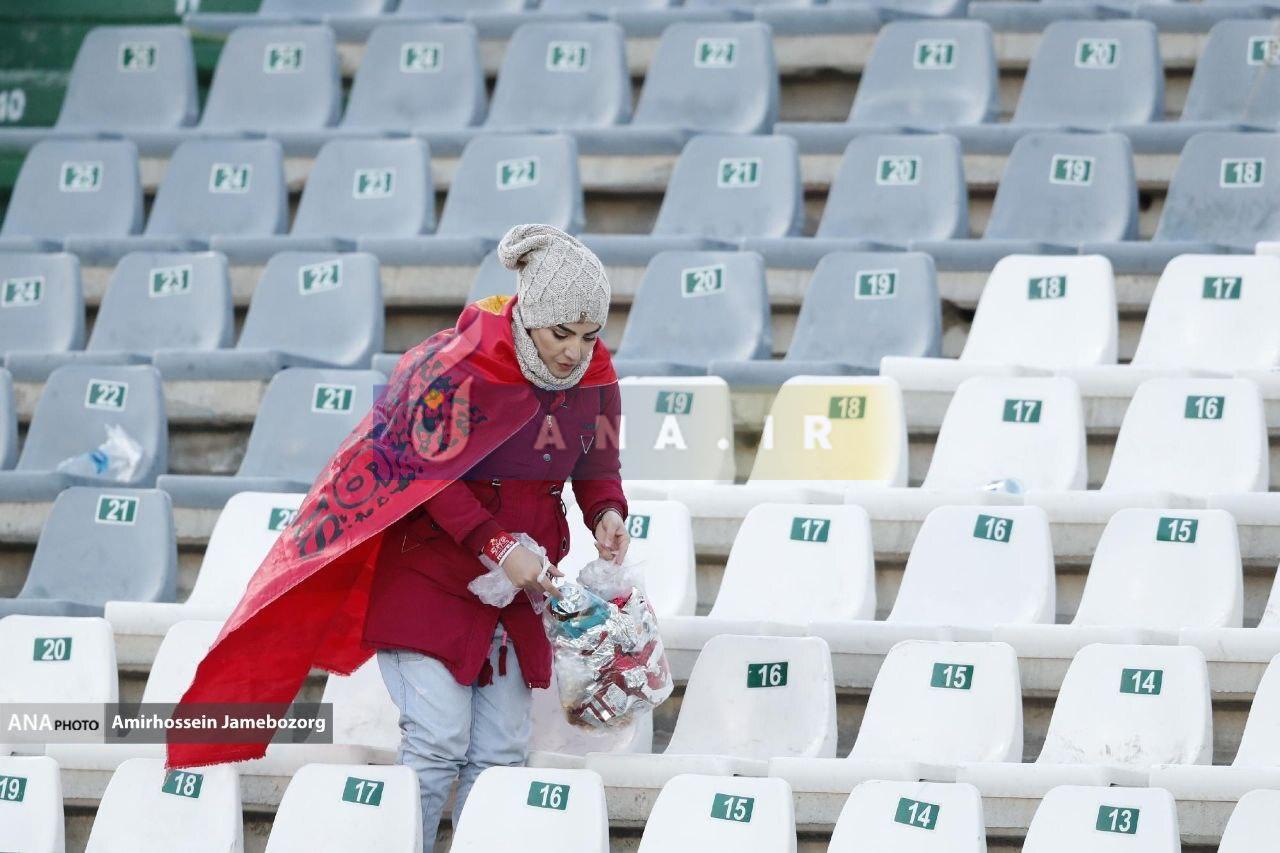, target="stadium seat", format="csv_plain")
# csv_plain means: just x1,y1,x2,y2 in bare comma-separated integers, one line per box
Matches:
105,491,304,659
614,376,736,493
661,504,875,665
1217,789,1280,852
1178,555,1280,674
84,758,243,853
958,644,1211,795
185,0,395,37
575,22,779,155
0,756,65,852
212,138,433,262
0,364,168,501
0,139,142,252
198,25,341,136
882,255,1118,394
777,21,998,152
1020,785,1180,852
612,251,771,377
771,640,1023,792
1124,21,1280,153
358,133,583,266
526,667,654,769
584,134,803,267
157,368,380,508
827,780,987,851
915,131,1138,270
263,763,421,853
970,0,1146,33
5,252,232,381
1084,132,1280,274
746,136,968,267
395,0,539,39
337,23,486,151
636,774,797,852
451,767,609,852
713,252,943,386
585,635,836,789
0,369,14,470
465,251,515,303
0,487,176,618
152,253,382,380
1137,0,1277,35
0,615,118,709
64,138,287,264
0,253,84,369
